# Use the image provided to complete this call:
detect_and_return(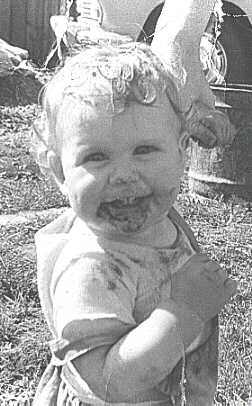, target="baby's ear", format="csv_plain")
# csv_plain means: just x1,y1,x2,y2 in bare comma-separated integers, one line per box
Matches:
179,130,190,151
47,150,65,185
